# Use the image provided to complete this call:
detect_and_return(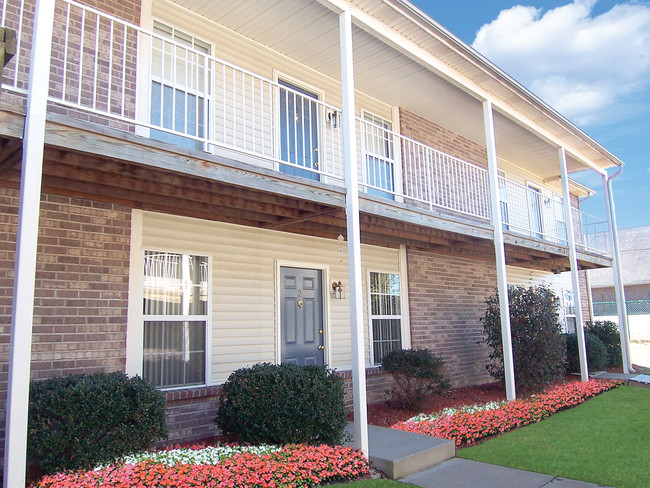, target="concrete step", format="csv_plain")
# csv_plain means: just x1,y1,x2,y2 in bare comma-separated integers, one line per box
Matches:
345,423,455,479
